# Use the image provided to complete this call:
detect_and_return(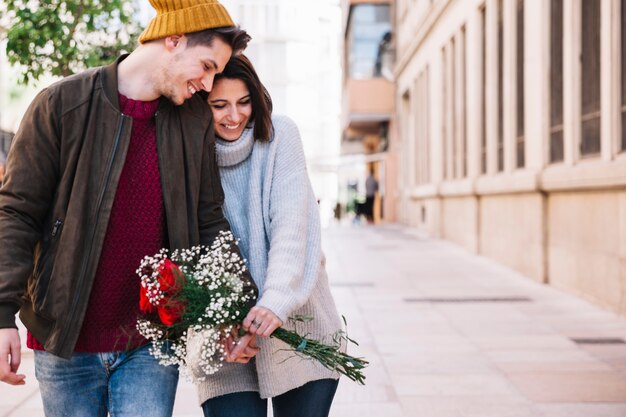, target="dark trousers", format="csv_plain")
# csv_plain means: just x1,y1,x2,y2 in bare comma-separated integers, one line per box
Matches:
364,196,375,221
202,378,339,417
